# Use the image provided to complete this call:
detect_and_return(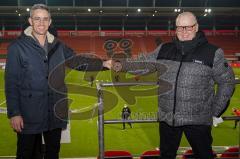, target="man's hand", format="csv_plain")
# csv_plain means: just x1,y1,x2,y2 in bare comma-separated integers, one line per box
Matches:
10,116,24,133
103,60,113,69
112,61,122,72
103,59,122,72
212,116,223,127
